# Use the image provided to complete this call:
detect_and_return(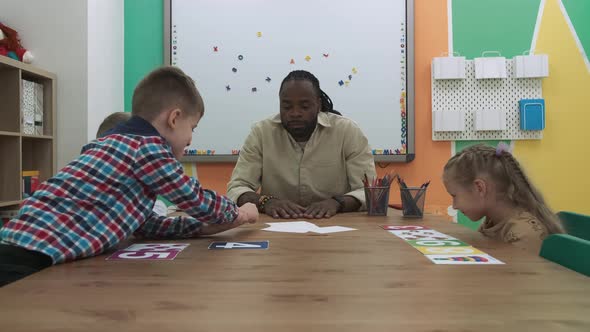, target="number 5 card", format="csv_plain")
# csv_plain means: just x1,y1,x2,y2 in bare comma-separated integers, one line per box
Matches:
106,243,190,260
